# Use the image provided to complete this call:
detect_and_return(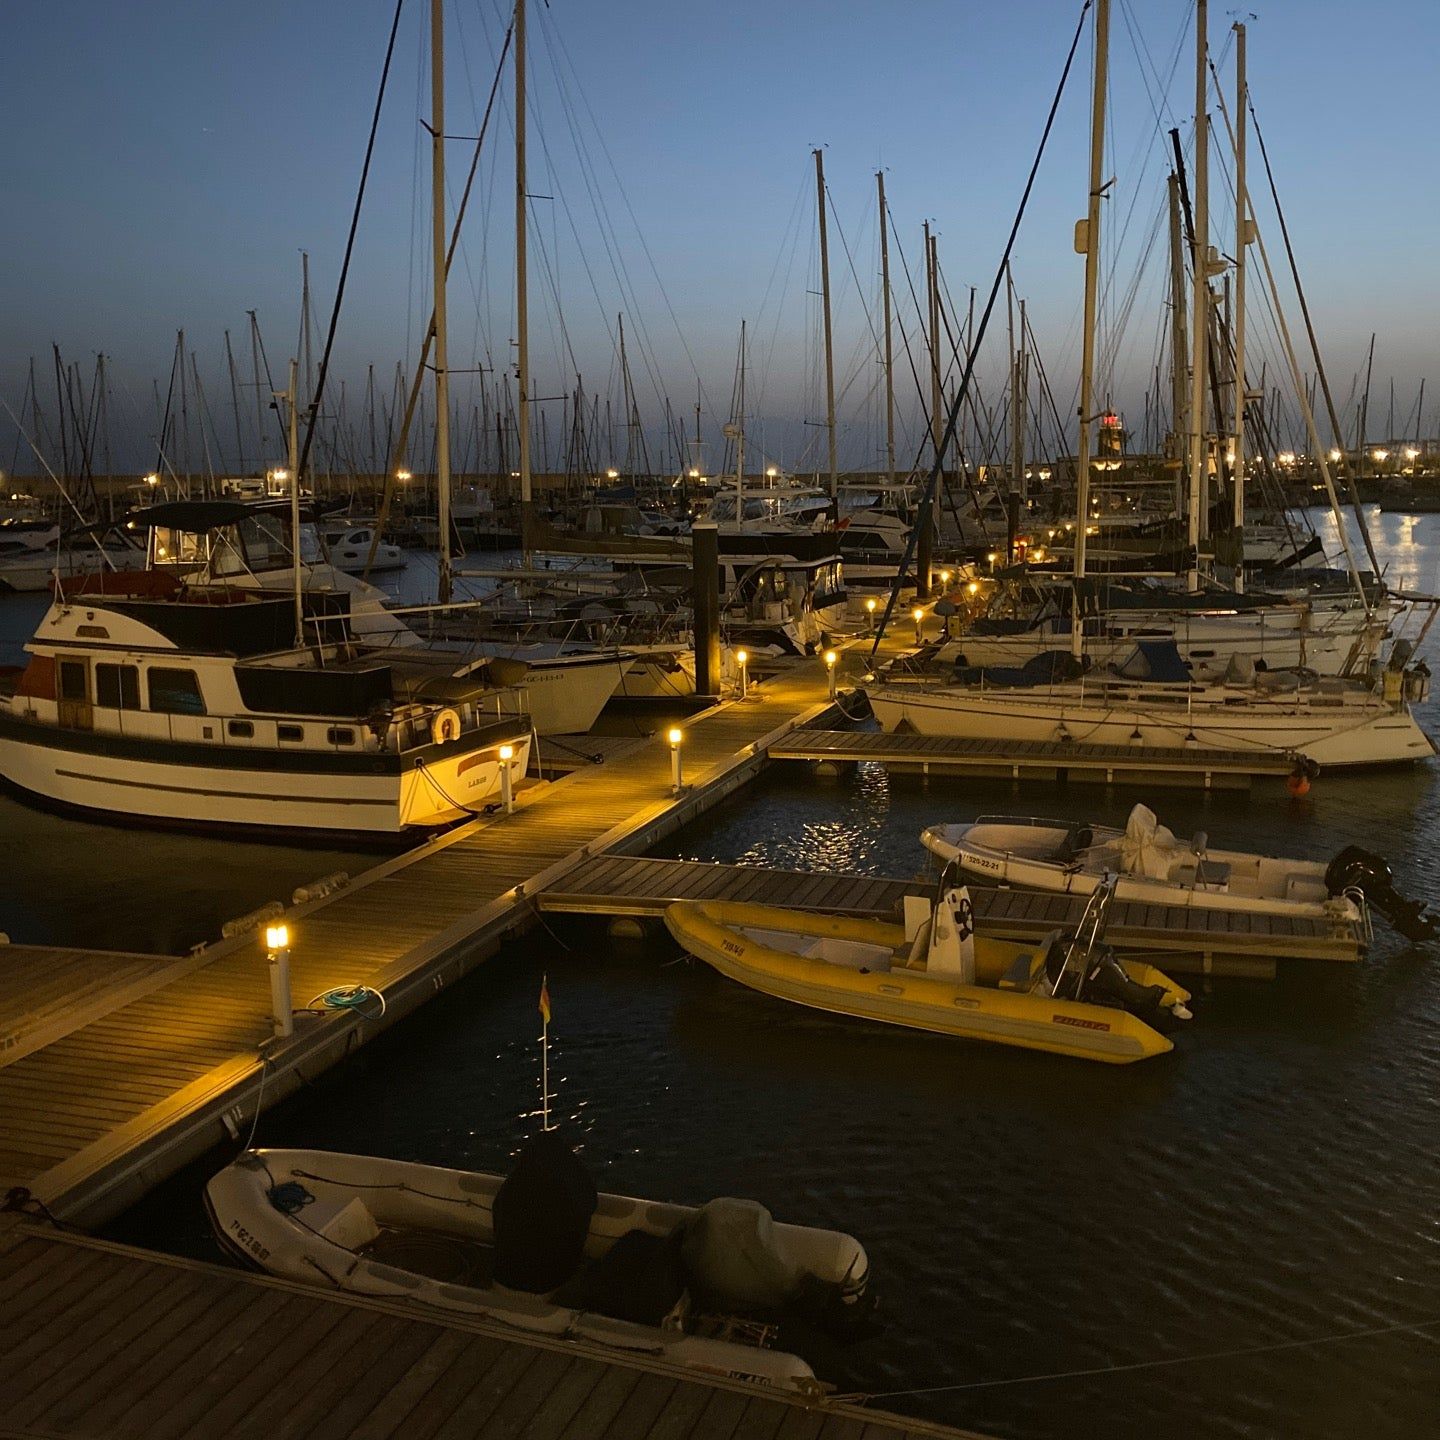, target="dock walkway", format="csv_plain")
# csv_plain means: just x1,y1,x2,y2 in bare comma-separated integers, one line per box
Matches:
0,649,880,1226
0,1218,986,1440
771,730,1298,789
537,855,1363,976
